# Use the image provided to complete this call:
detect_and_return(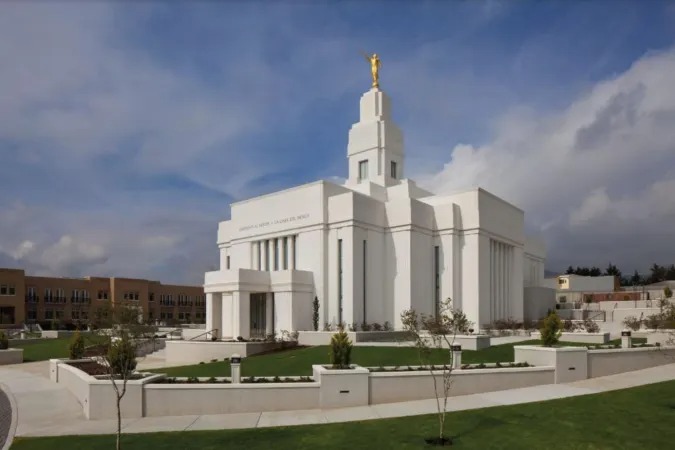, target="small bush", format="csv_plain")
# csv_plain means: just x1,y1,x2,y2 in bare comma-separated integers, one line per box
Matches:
664,286,672,299
563,319,576,332
207,376,217,383
0,331,8,350
107,334,137,376
329,330,352,369
644,314,662,330
371,322,382,331
583,319,600,333
360,322,372,331
69,330,85,359
383,321,392,331
312,296,320,331
540,311,562,347
622,316,641,331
